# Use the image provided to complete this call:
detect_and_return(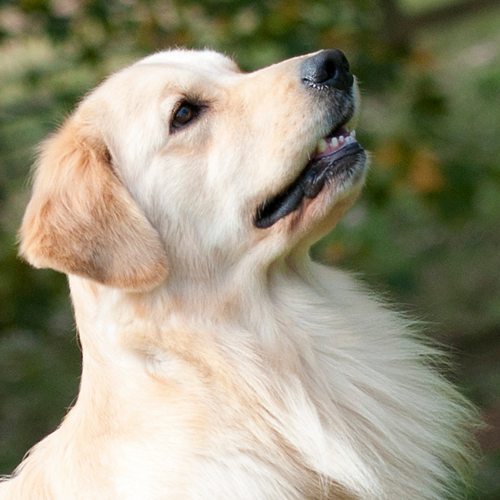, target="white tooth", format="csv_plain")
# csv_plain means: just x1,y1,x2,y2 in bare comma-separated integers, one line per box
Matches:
317,138,327,154
351,130,357,138
338,136,345,144
331,137,339,149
